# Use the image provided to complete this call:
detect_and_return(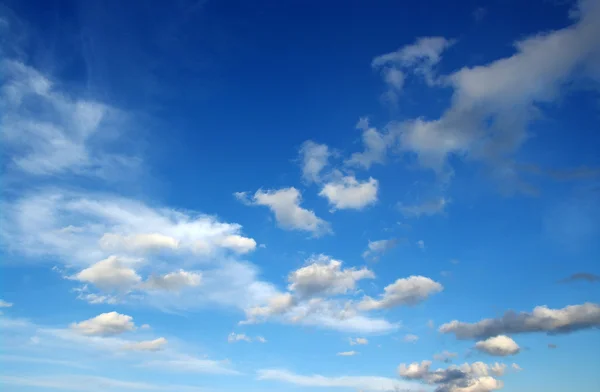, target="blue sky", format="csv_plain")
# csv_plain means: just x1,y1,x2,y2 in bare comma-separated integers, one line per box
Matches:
1,0,600,391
